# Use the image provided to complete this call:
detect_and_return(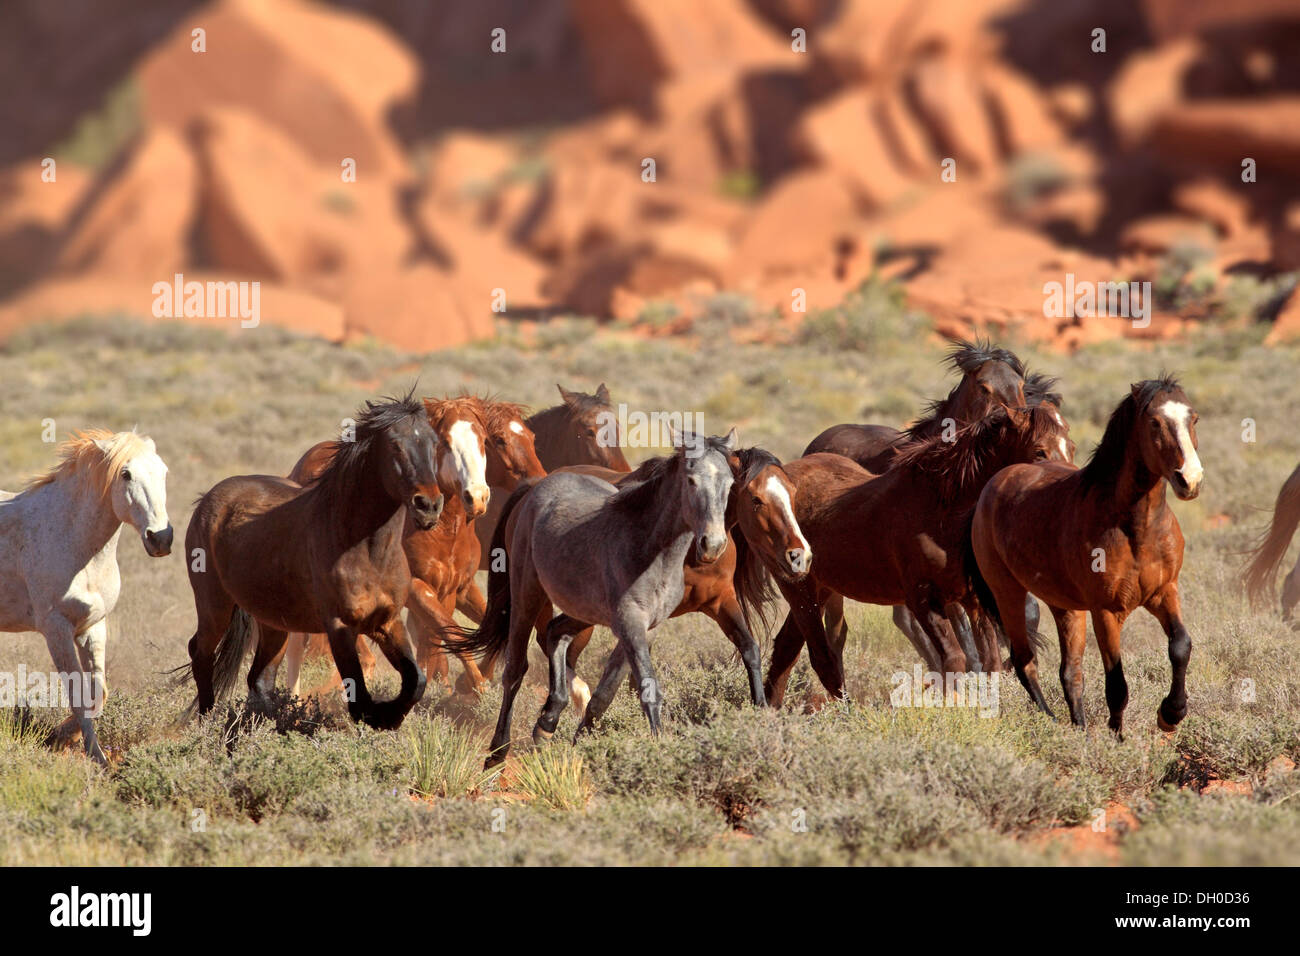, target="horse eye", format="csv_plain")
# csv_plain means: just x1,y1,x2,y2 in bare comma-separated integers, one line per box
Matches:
751,496,763,508
1034,449,1047,461
121,468,132,482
